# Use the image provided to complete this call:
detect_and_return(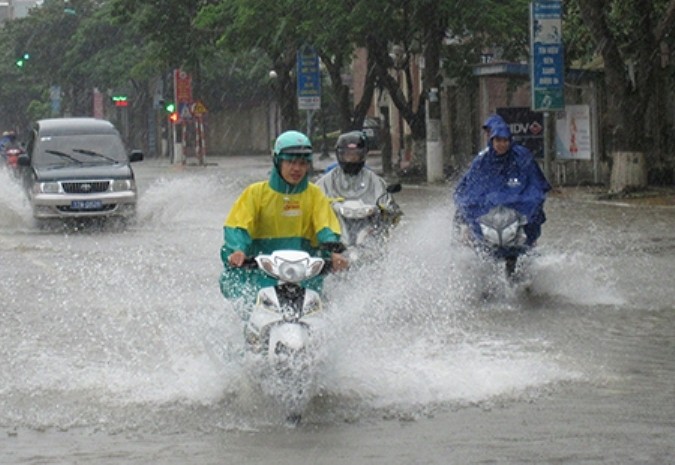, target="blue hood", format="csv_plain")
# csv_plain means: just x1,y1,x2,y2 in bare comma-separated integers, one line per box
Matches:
482,114,506,132
489,122,512,141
